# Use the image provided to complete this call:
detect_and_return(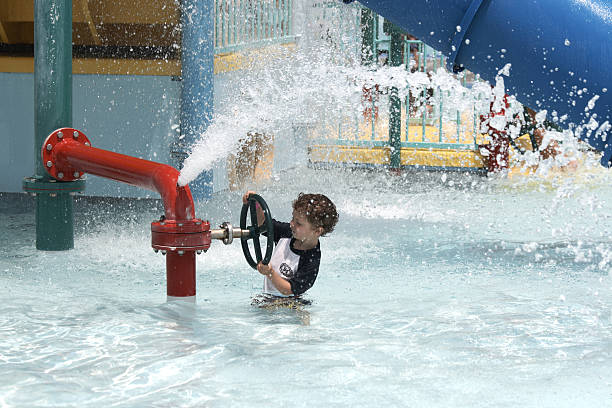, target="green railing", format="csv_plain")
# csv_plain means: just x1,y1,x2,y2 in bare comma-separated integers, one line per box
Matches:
310,6,489,153
214,0,296,54
314,35,488,152
370,16,486,151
